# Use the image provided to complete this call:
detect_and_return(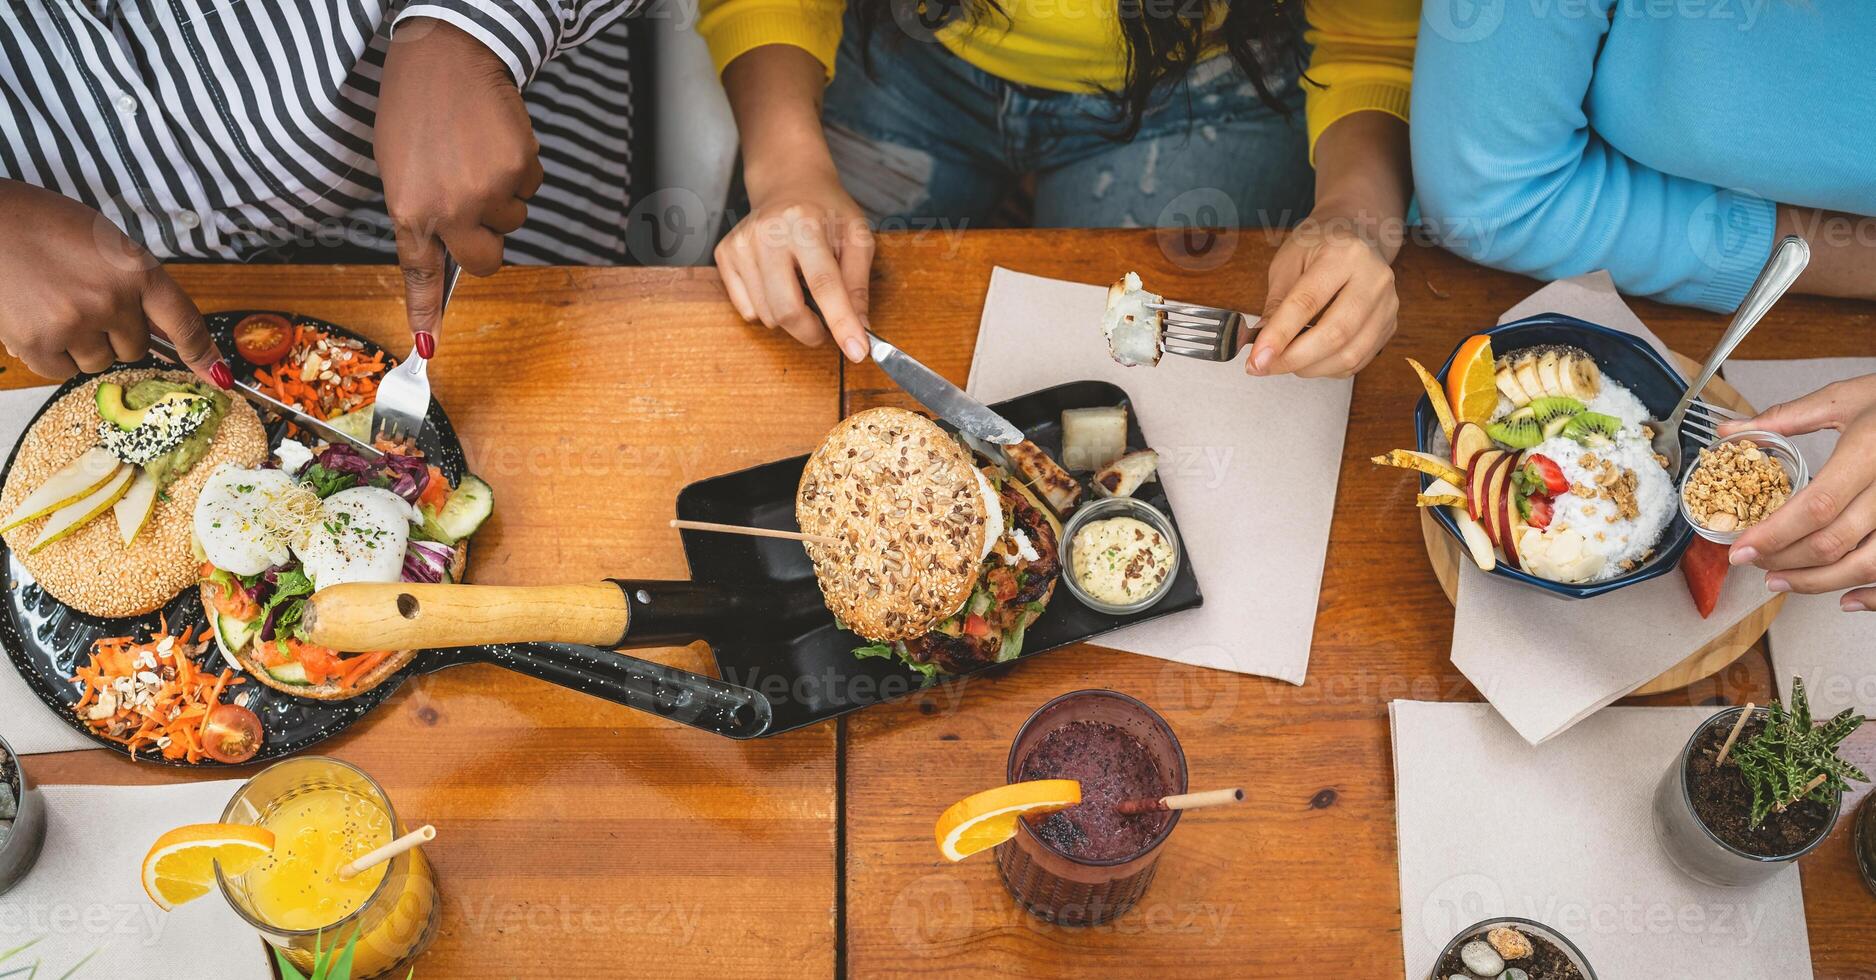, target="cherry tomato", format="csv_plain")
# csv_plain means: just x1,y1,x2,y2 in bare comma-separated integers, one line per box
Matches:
233,314,295,366
201,703,264,764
